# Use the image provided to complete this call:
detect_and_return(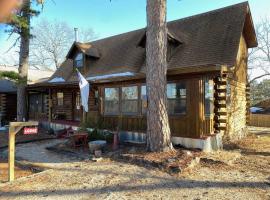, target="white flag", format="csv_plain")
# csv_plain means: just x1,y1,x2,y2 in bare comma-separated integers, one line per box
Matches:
77,70,89,112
